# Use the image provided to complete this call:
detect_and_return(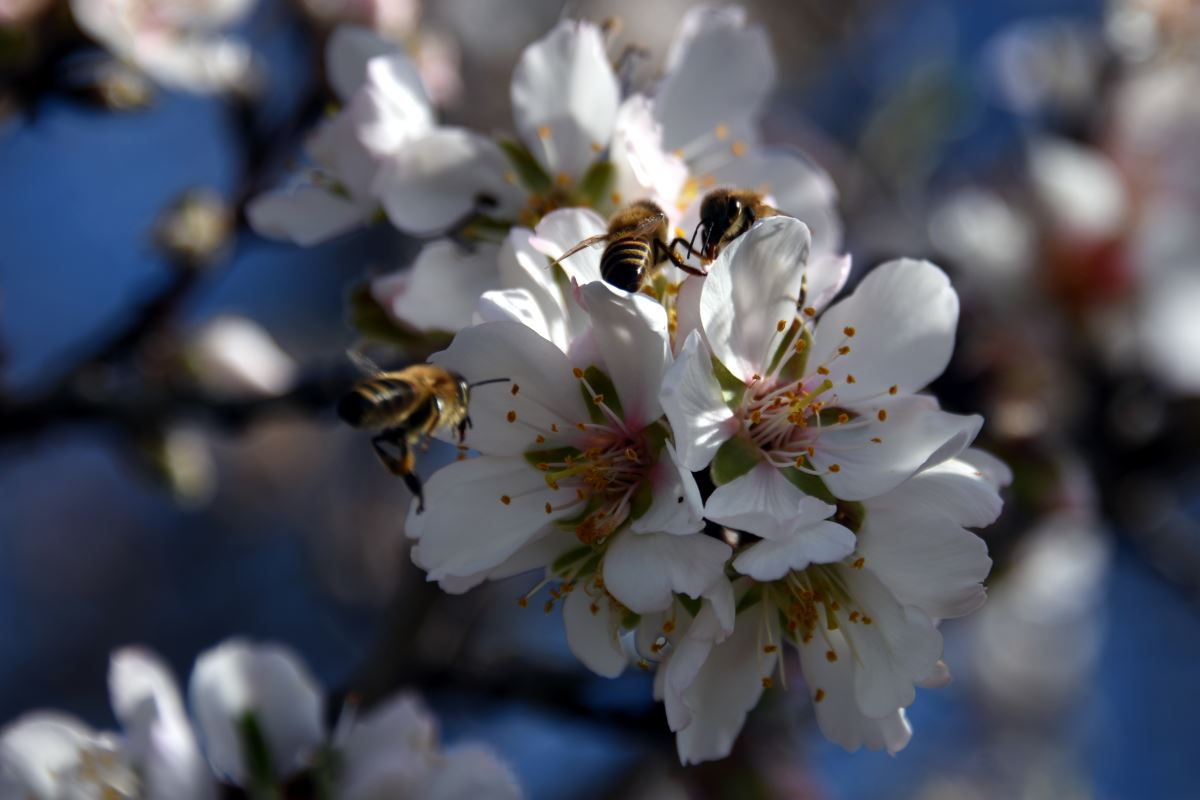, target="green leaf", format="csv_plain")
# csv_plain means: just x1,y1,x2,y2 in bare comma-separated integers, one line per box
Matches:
345,283,452,355
498,138,552,194
710,435,761,486
574,160,615,208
